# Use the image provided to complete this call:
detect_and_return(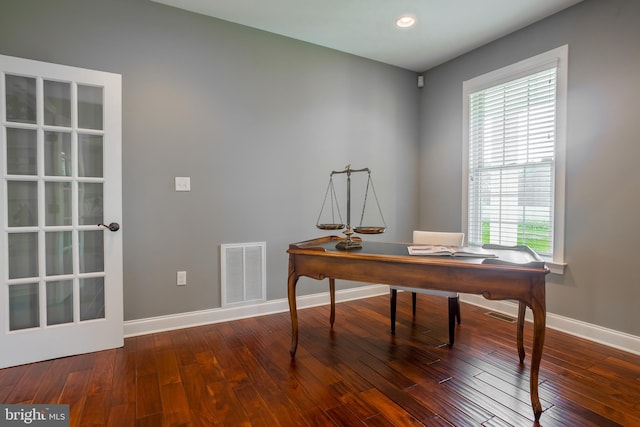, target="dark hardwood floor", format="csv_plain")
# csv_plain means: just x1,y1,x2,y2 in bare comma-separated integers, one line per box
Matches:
1,293,640,426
